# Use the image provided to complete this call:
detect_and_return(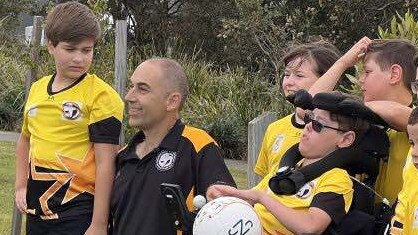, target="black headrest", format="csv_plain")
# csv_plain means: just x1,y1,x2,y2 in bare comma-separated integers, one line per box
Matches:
292,90,388,127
